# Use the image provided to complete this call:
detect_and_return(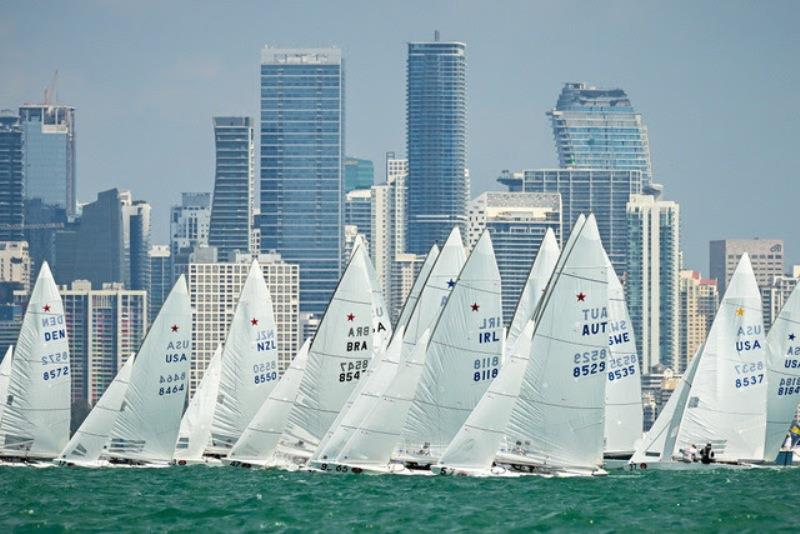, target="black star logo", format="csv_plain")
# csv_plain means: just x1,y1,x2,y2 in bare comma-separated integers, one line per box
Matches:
447,279,456,289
